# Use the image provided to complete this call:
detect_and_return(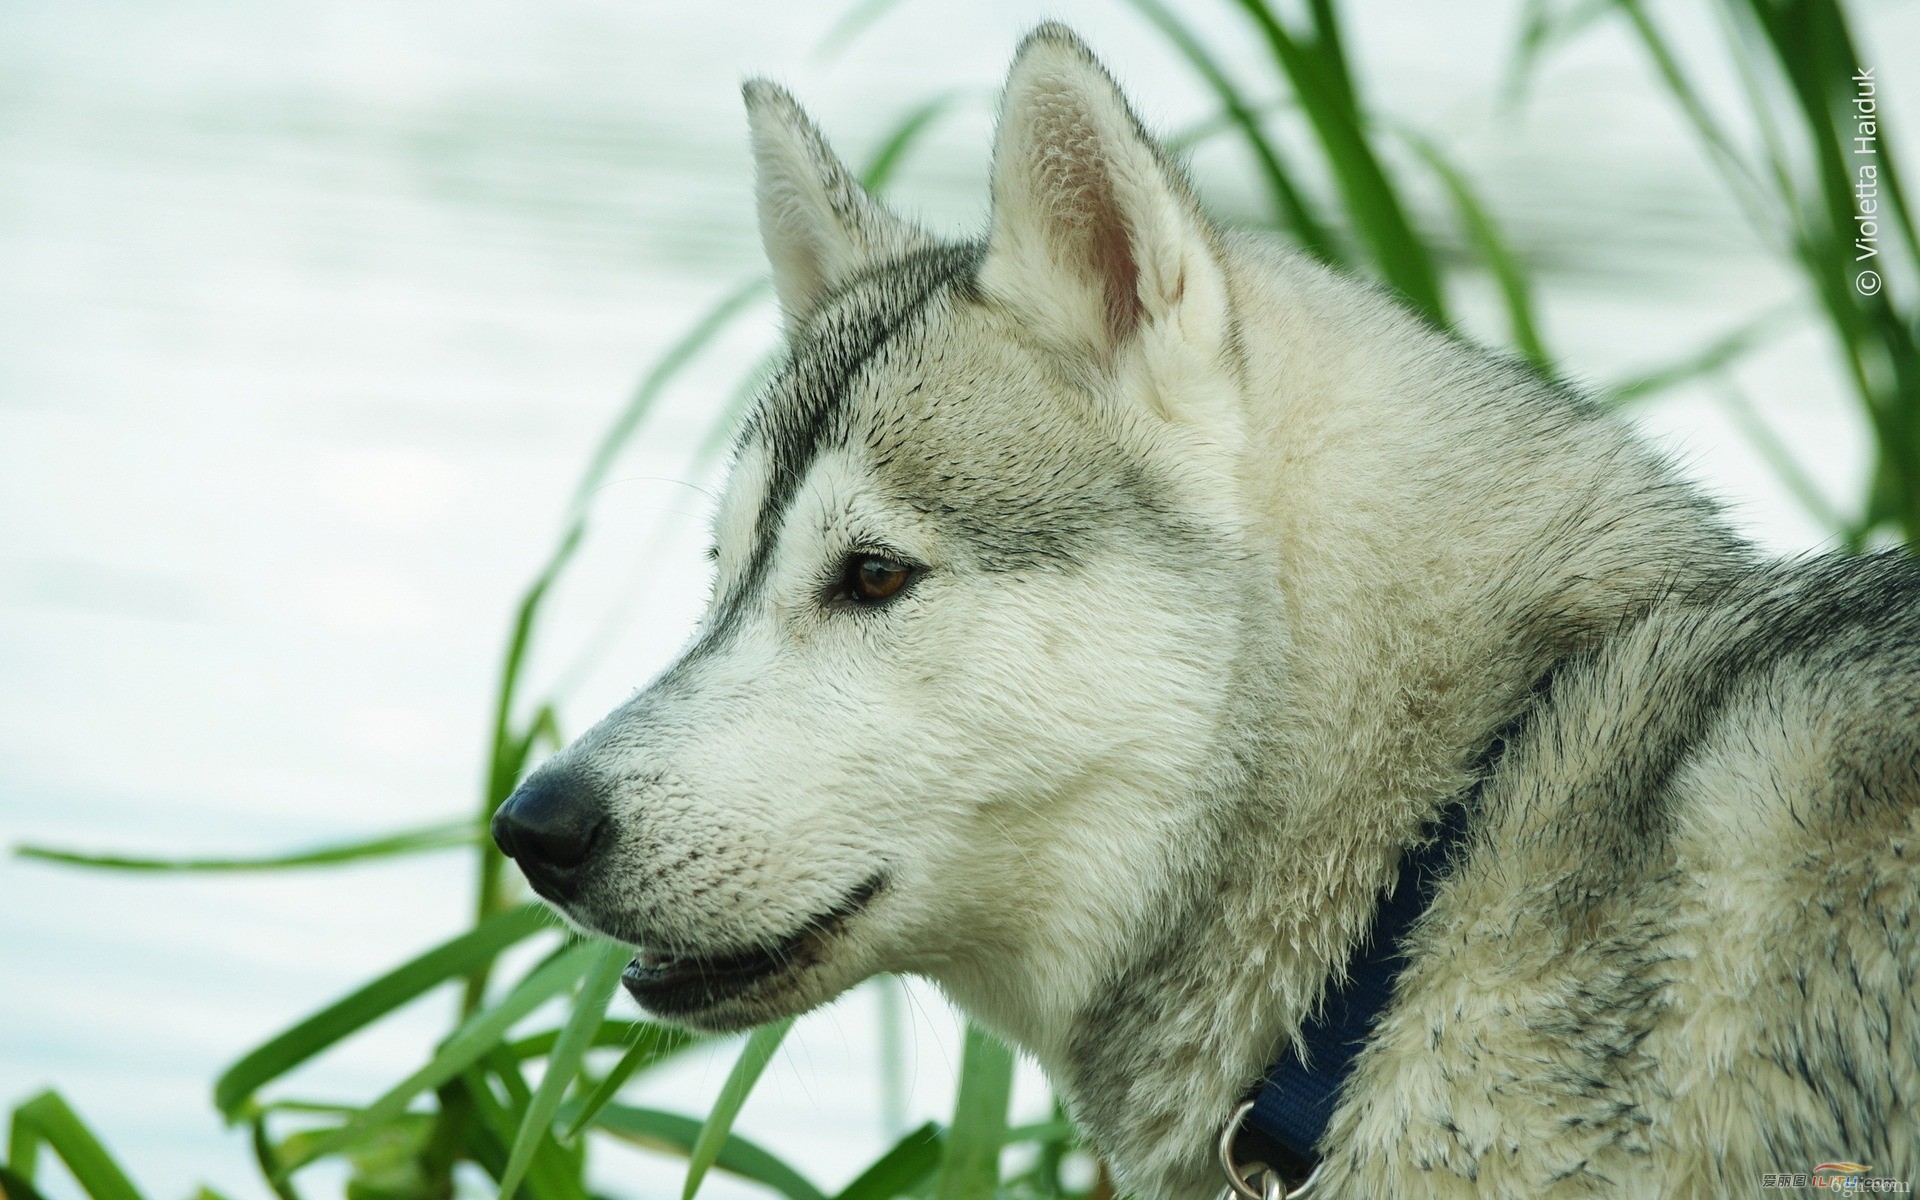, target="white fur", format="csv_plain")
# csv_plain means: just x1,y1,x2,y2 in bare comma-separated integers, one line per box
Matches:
746,80,927,328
